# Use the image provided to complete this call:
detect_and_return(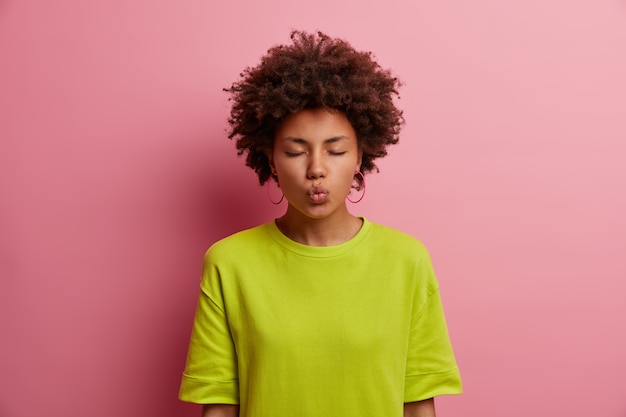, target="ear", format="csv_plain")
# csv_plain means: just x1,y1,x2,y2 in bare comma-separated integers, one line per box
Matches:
267,150,277,177
356,149,363,172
